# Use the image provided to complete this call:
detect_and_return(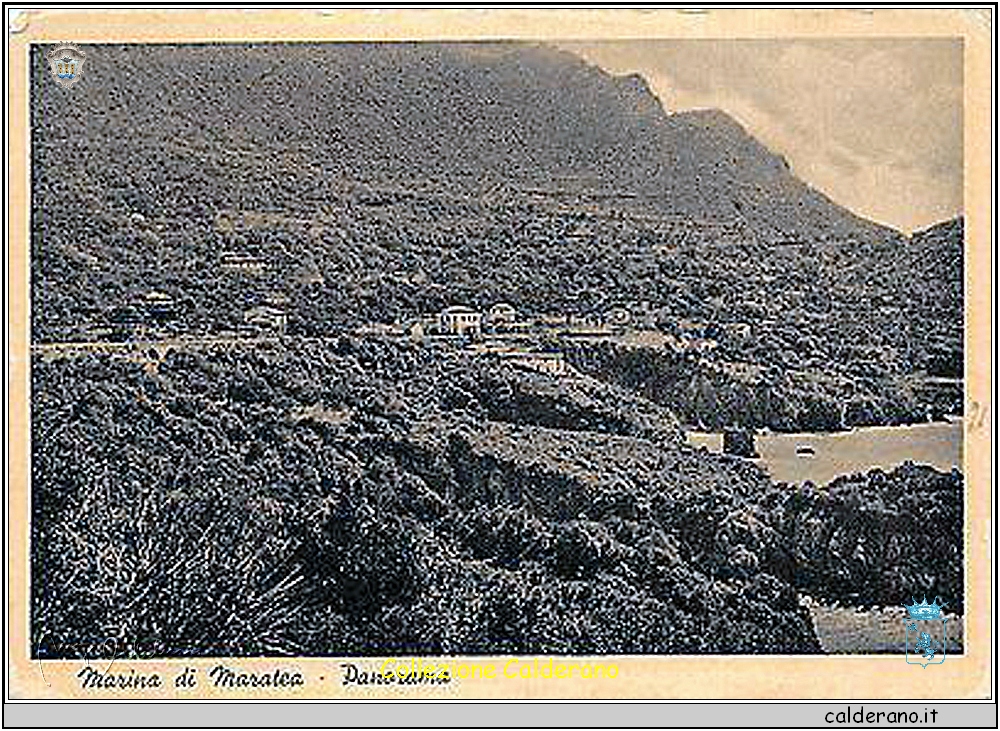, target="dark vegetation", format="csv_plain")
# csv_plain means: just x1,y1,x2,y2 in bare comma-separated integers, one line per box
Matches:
778,463,964,614
566,336,960,433
32,340,962,658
